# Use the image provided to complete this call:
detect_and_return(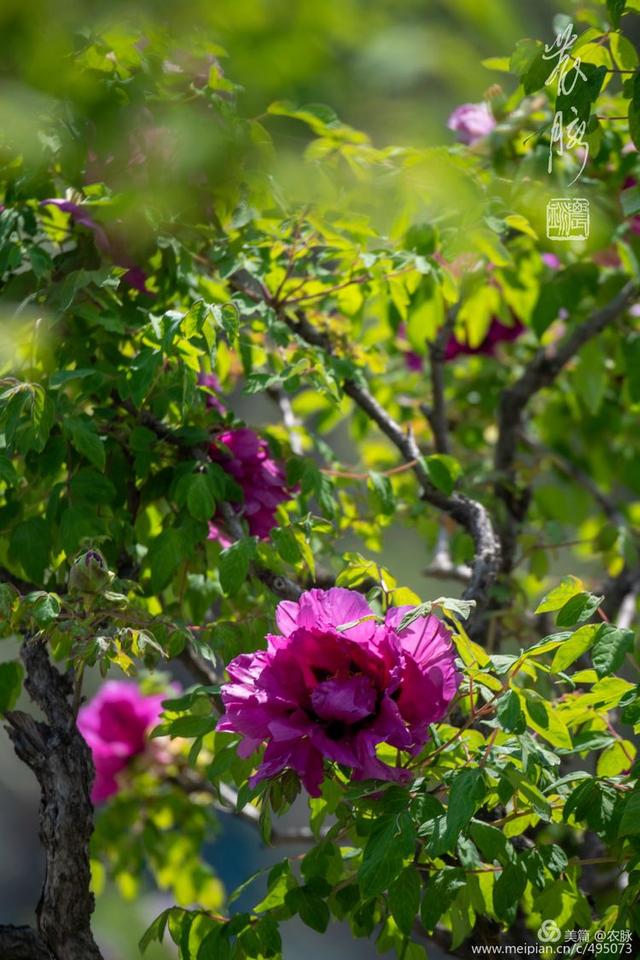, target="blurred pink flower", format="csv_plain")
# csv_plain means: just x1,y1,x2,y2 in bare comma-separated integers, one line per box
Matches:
447,102,496,145
399,313,524,369
218,587,459,796
542,252,561,270
40,198,151,294
444,314,525,360
198,371,226,415
623,176,640,235
208,428,291,542
77,681,165,804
